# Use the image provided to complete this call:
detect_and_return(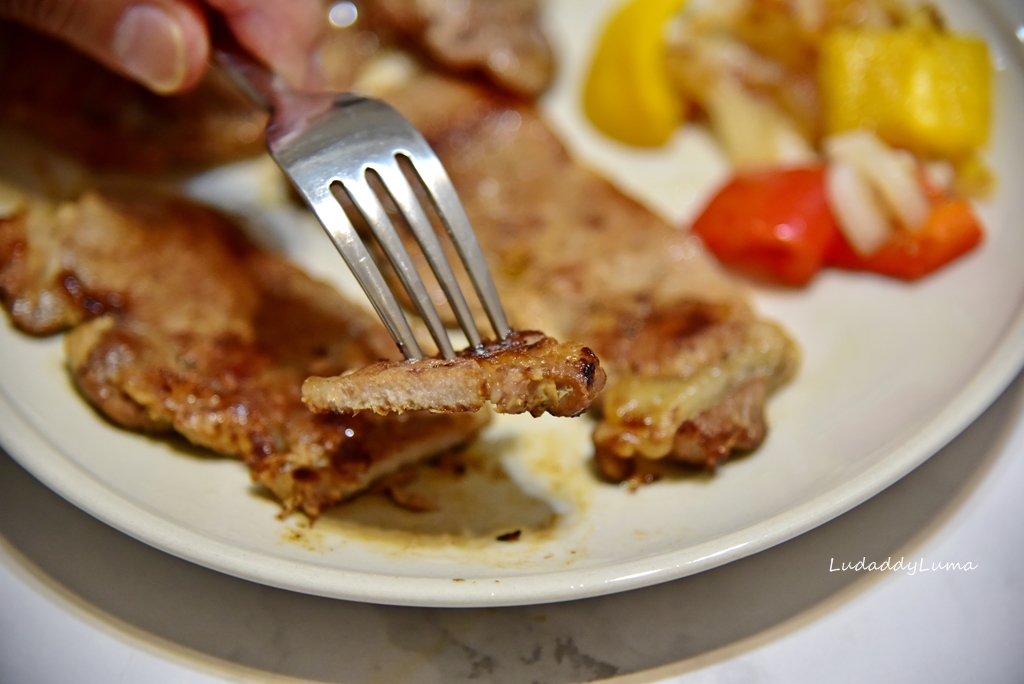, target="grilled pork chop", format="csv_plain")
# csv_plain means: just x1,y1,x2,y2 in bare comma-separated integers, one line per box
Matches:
0,187,488,516
360,0,554,96
584,301,795,480
373,74,799,481
303,330,605,417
